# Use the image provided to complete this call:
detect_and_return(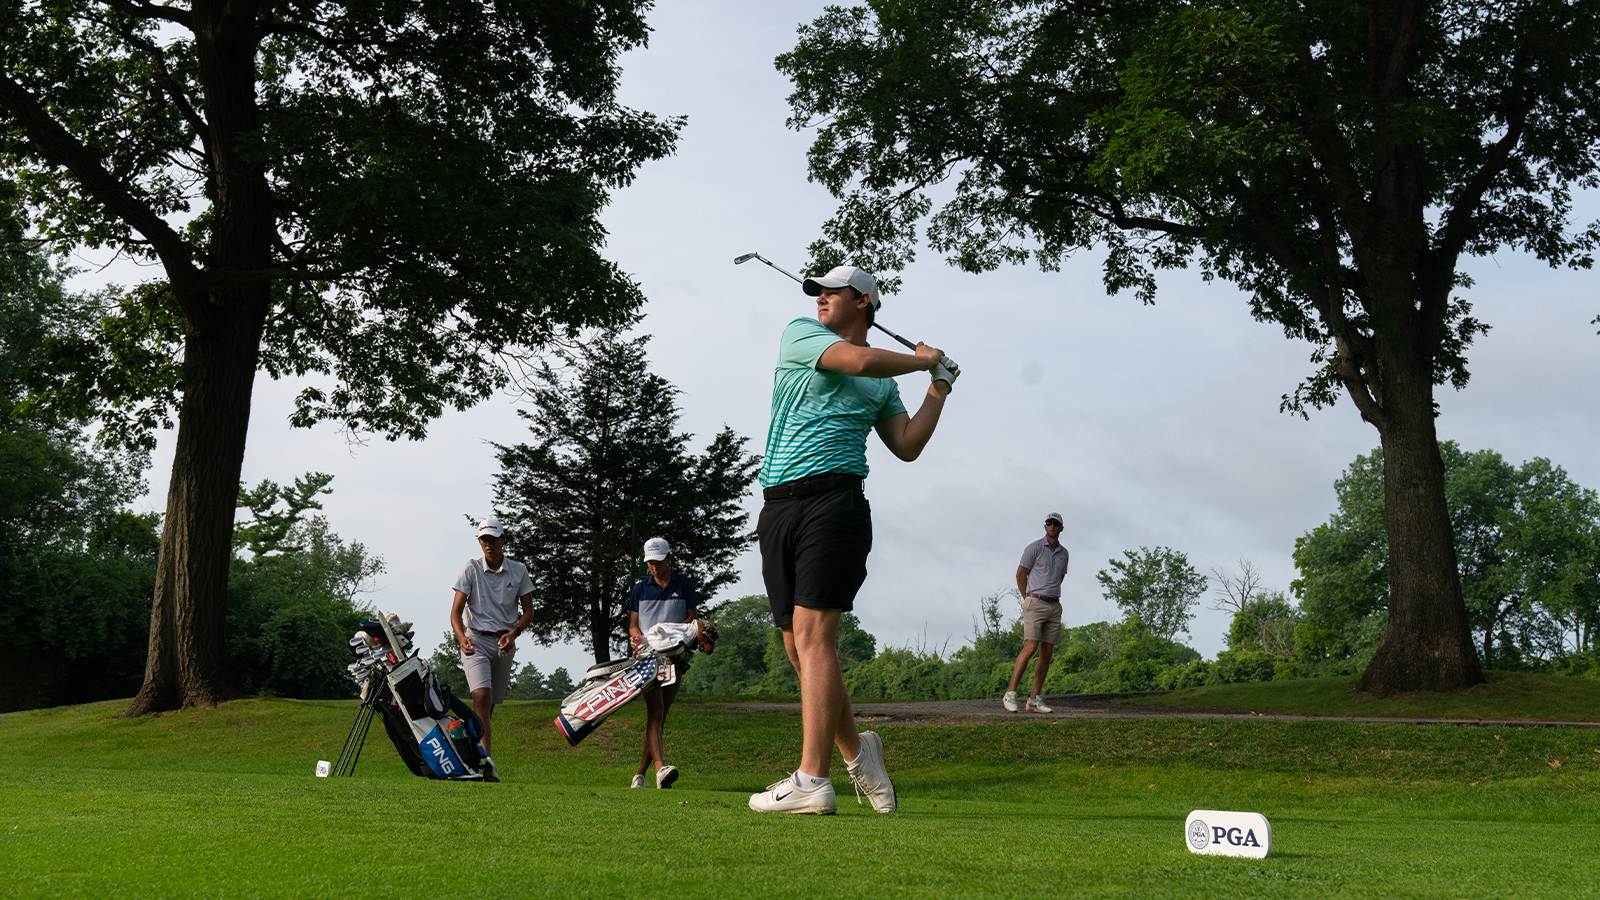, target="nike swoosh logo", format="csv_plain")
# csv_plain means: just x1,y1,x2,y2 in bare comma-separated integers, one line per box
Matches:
773,790,792,801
